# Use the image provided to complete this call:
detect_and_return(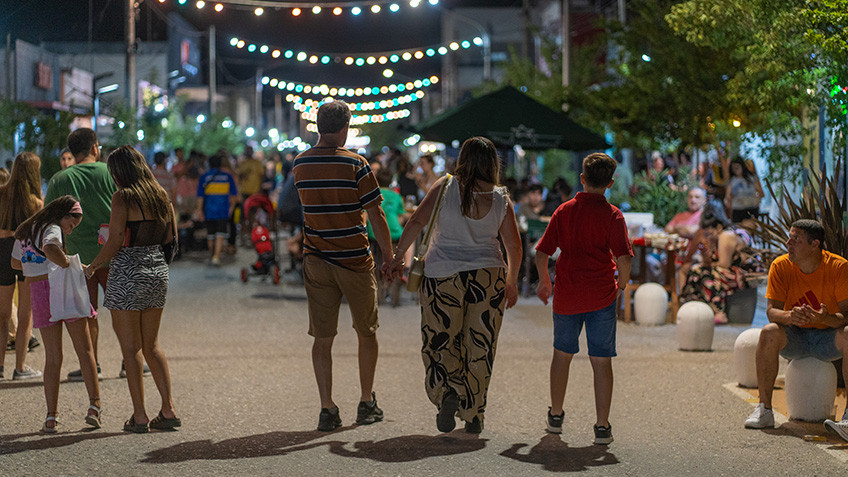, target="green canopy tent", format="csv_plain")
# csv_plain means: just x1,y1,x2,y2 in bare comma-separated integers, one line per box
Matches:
415,86,609,151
